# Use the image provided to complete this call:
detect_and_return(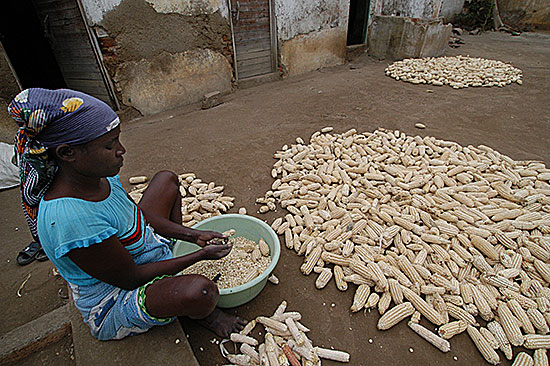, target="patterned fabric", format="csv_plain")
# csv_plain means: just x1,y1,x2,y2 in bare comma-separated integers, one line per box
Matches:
7,88,120,241
68,229,175,340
